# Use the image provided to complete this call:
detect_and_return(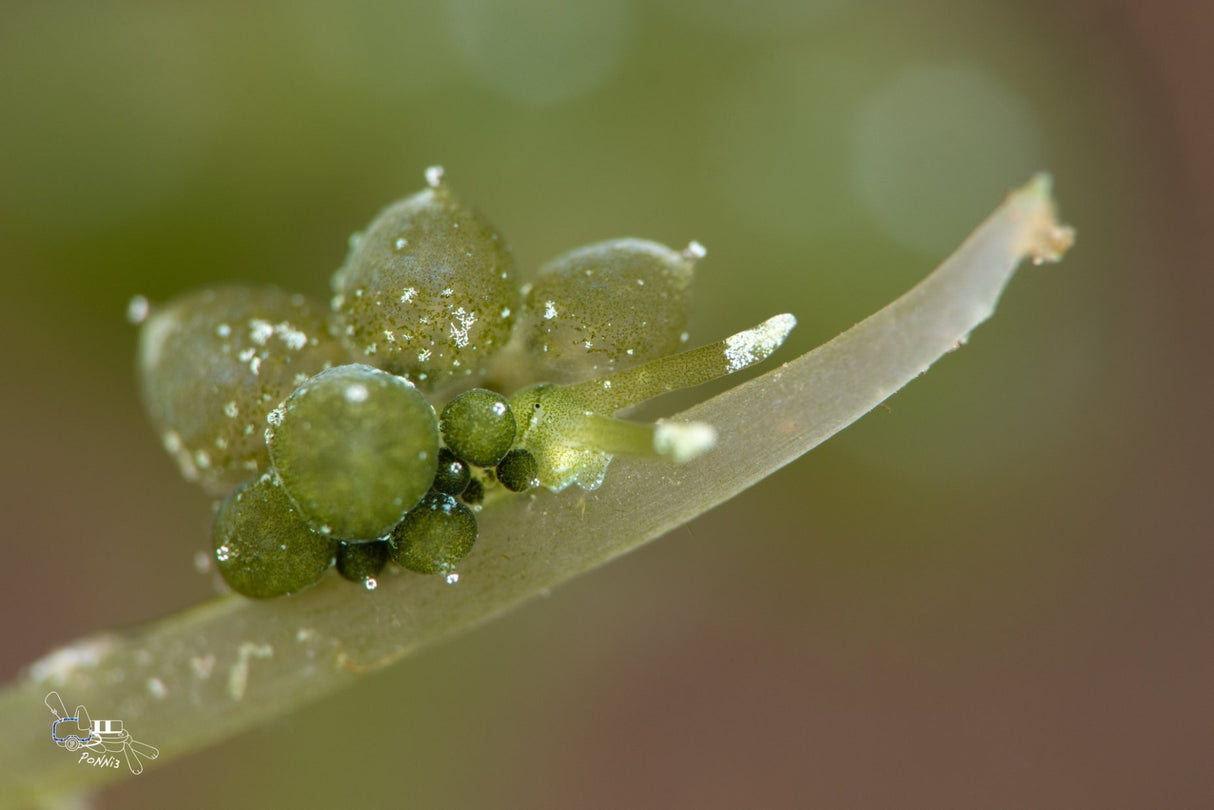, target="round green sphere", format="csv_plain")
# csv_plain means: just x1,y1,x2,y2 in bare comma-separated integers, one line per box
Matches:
432,447,472,496
461,477,485,505
336,540,389,586
389,492,478,574
496,448,540,493
137,285,349,495
440,388,517,468
331,174,518,392
213,474,337,599
515,238,697,382
268,364,439,540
